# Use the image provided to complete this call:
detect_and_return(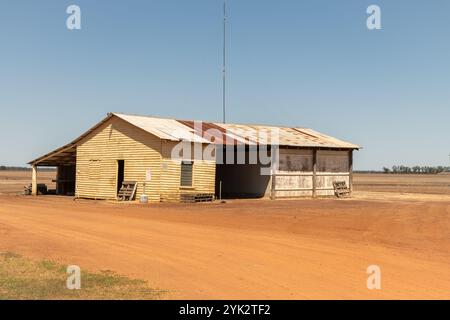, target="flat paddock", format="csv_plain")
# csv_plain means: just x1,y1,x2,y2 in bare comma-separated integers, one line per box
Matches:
354,173,450,195
0,170,55,195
